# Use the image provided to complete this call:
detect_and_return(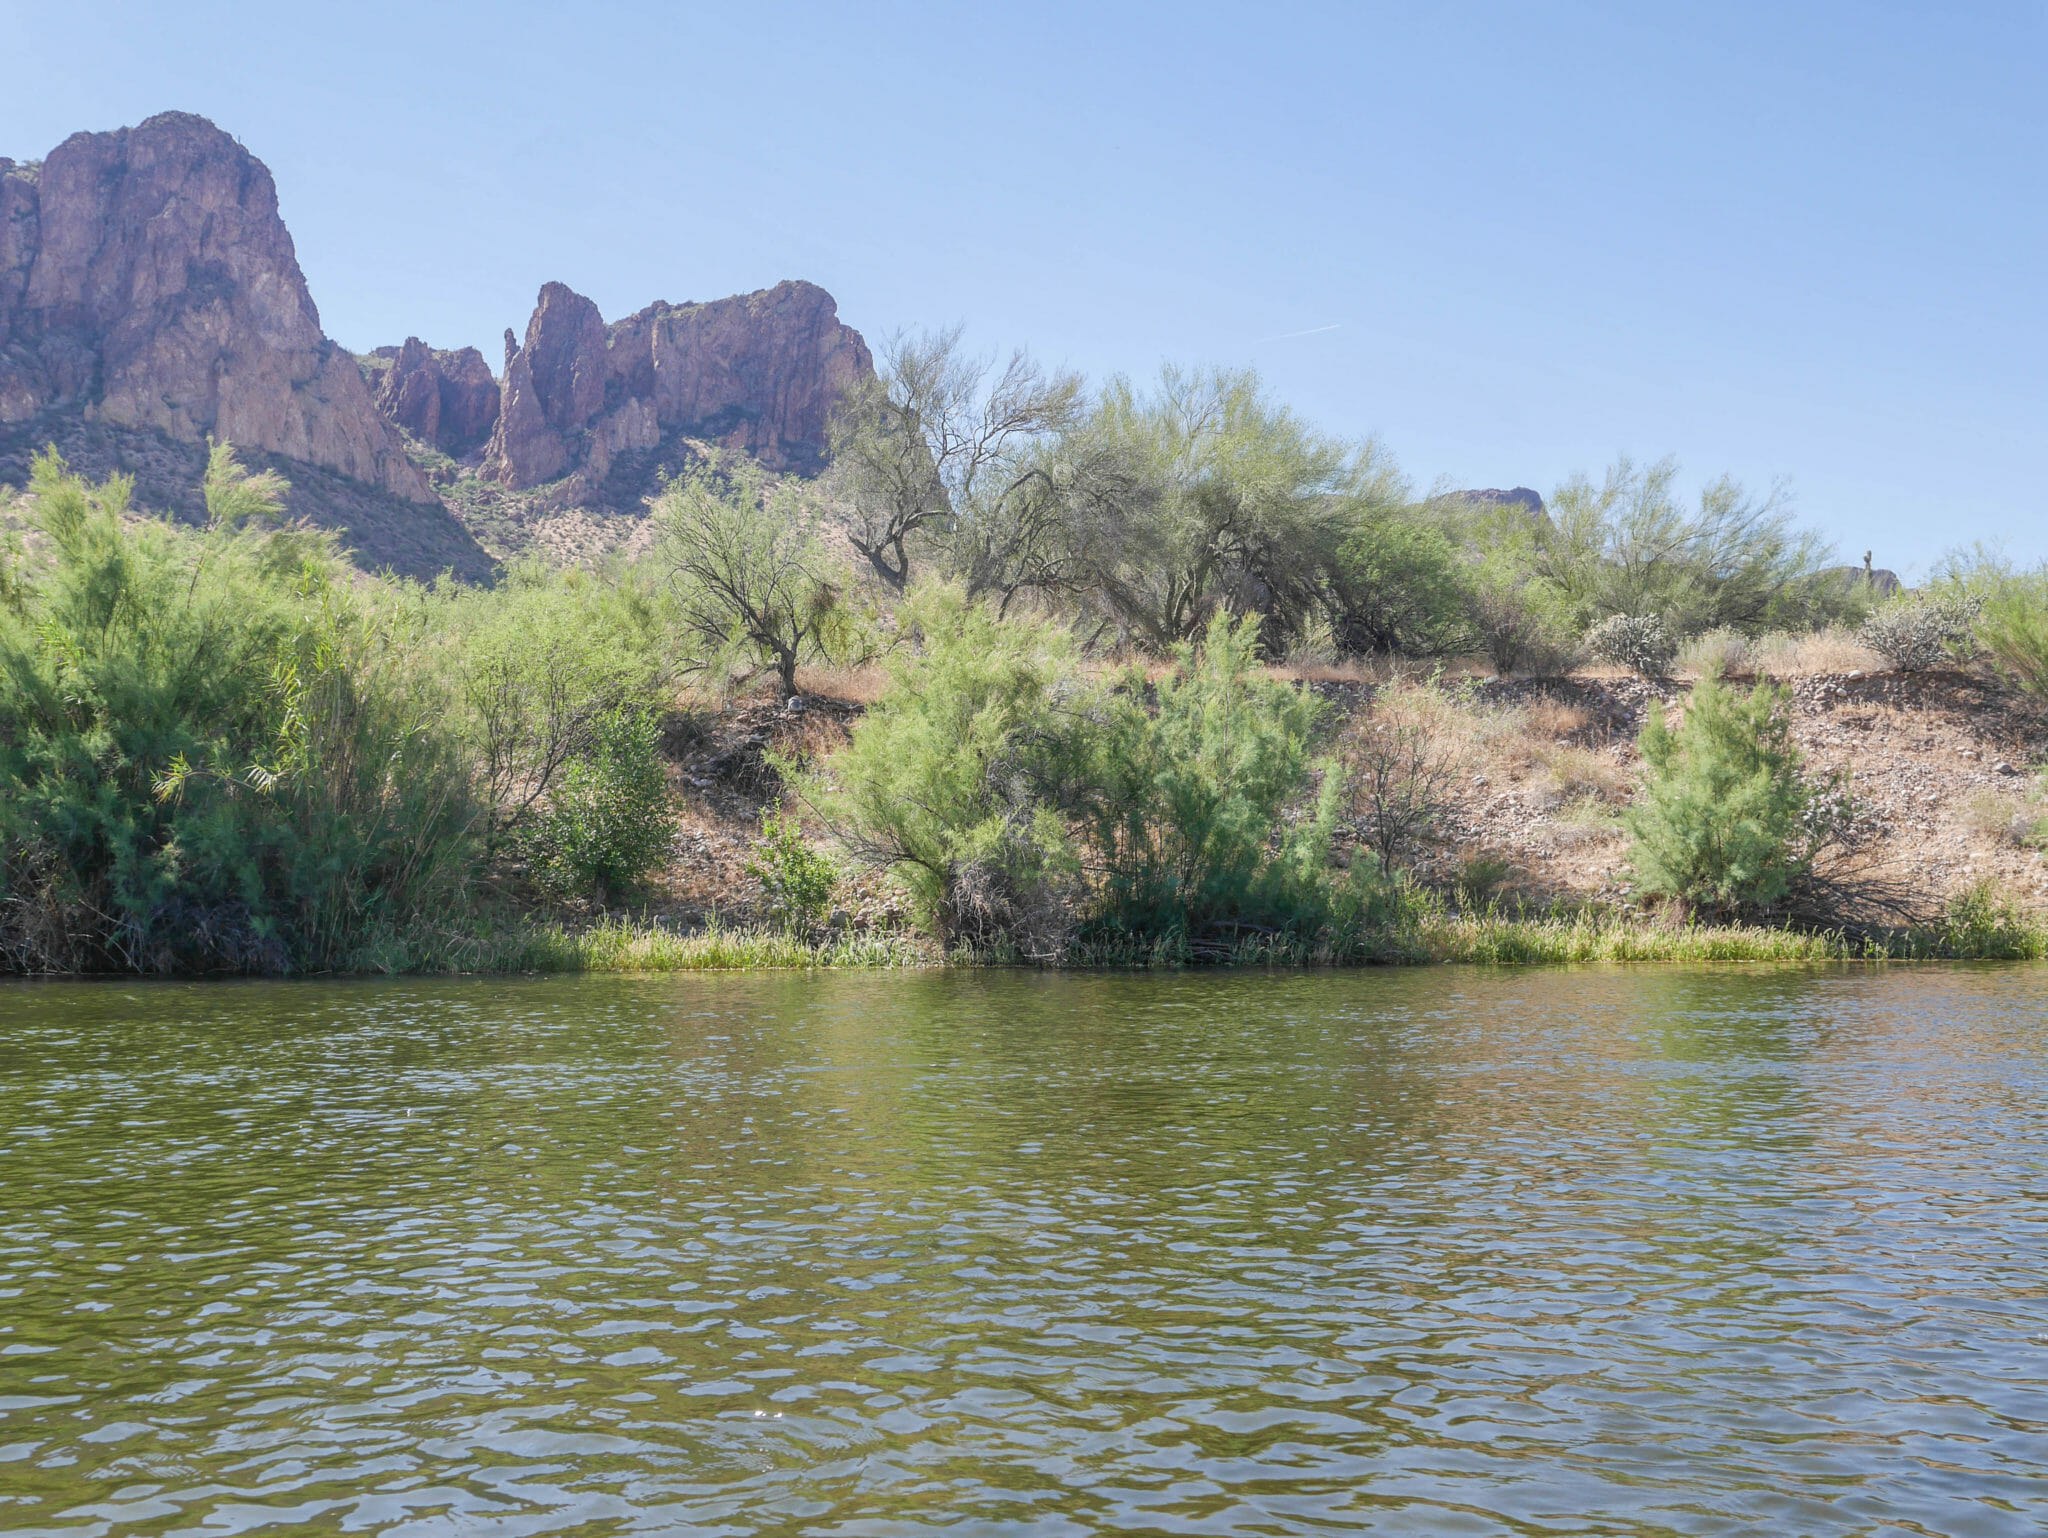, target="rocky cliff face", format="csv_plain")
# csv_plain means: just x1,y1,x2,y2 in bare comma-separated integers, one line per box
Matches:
483,278,871,494
0,112,430,503
368,337,499,458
